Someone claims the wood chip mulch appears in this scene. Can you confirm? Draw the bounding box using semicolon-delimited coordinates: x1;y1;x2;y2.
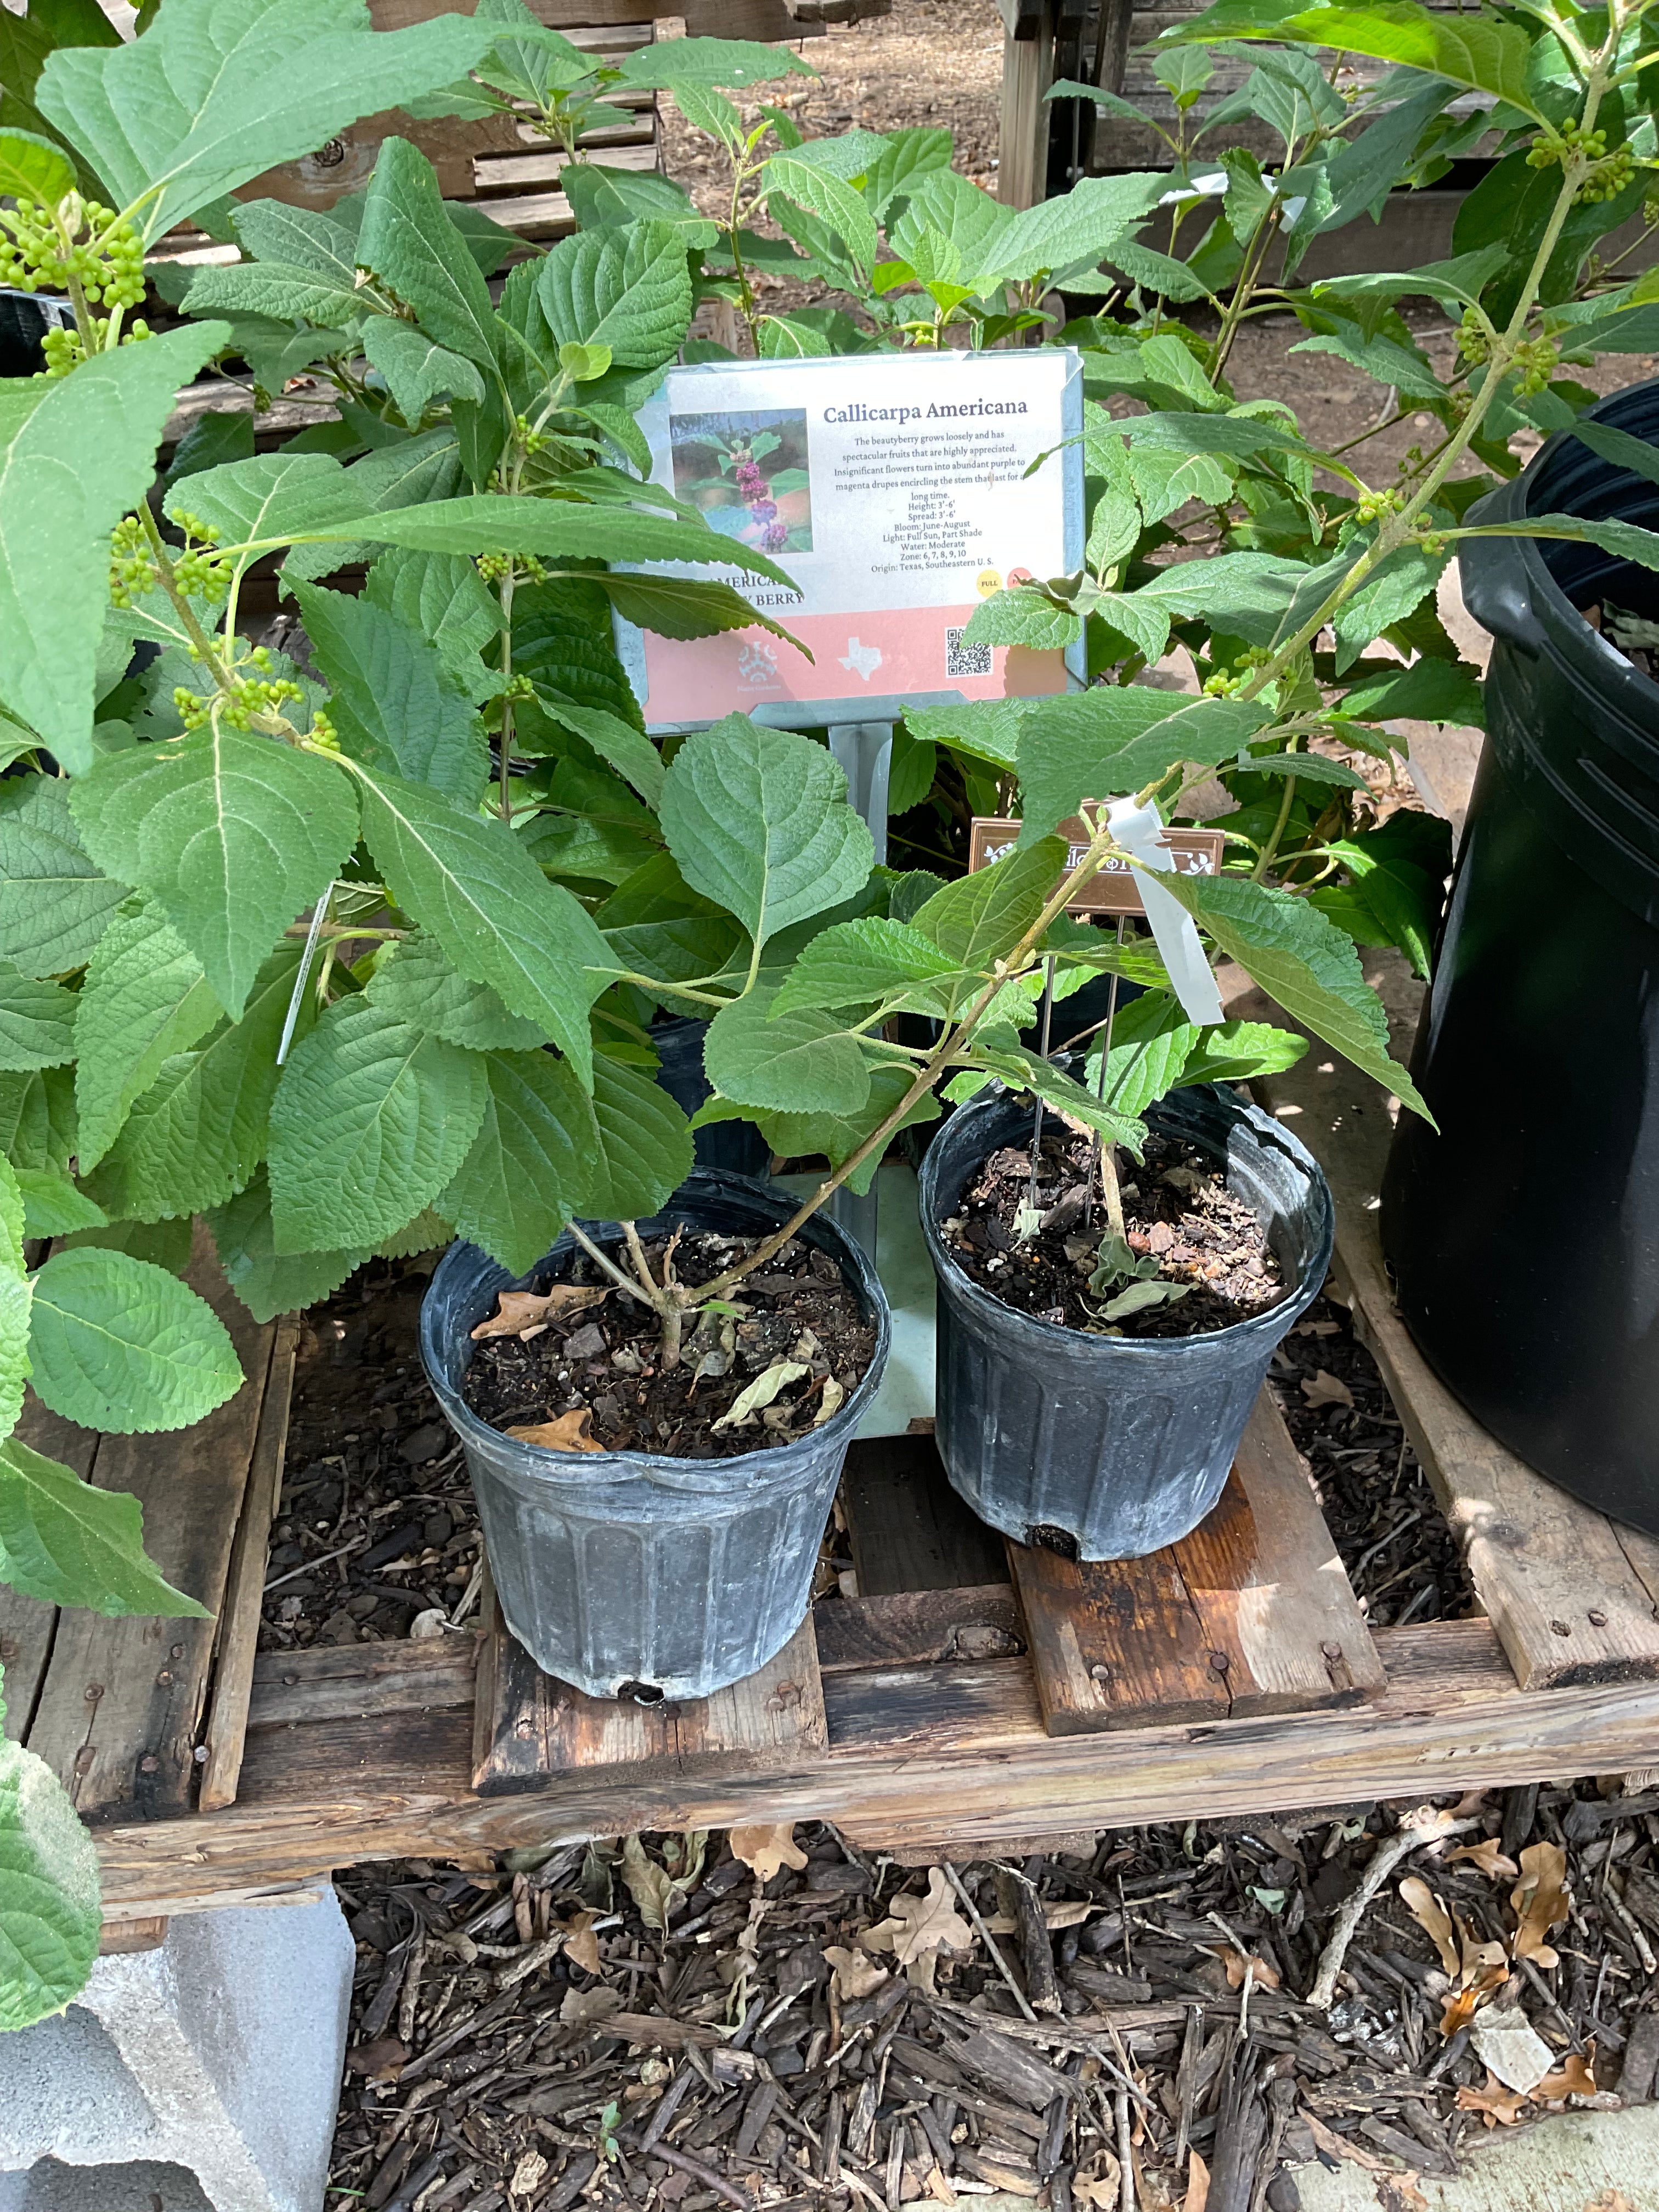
329;1791;1659;2212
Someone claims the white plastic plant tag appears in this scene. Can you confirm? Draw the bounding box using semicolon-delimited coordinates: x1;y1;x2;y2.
1104;798;1224;1025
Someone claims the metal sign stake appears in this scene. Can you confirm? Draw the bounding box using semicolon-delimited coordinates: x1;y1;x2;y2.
824;723;894;1262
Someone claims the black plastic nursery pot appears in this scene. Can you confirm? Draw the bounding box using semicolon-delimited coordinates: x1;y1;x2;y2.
419;1170;890;1701
1382;377;1659;1534
651;1014;771;1180
0;290;69;377
920;1085;1334;1560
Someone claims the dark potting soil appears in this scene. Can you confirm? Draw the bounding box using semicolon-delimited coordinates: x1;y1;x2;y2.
462;1230;876;1461
941;1120;1287;1339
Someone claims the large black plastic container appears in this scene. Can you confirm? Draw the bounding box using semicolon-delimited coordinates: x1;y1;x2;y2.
651;1015;770;1180
1382;379;1659;1531
921;1086;1333;1559
0;290;69;377
420;1170;889;1700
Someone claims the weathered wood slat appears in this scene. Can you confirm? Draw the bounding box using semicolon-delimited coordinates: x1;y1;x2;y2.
1232;951;1659;1693
250;1635;478;1729
198;1316;301;1812
471;1582;828;1796
92;1617;1659;1914
812;1584;1026;1672
20;1228;275;1820
841;1432;1010;1597
1008;1388;1386;1735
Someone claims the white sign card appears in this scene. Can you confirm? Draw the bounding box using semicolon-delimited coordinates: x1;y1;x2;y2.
613;348;1086;732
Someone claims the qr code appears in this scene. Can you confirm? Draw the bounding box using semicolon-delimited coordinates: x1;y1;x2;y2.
945;625;992;679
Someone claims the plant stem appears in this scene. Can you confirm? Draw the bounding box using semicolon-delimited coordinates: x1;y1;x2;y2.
1252;762;1300;882
565;1220;665;1311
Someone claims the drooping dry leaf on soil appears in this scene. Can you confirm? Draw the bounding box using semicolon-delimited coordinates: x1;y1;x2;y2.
1301;1369;1355;1408
472;1286;606;1339
621;1831;708;1932
1455;2070;1530;2126
1511;1841;1571;1966
1446;1838;1520;1880
1397;1876;1460;1977
504;1408;605;1452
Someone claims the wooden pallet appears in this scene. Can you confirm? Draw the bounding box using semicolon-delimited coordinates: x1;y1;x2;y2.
15;966;1659;1928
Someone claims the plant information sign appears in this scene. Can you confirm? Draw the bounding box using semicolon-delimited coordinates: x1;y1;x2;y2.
614;349;1085;733
969;817;1226;916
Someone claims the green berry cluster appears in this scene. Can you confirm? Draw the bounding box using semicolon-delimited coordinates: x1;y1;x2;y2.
1527;120;1605;172
108;514;158;610
173;661;304;732
1355;485;1404;526
167;511;233;602
1456;308;1491;367
308;709;340;752
1580;143;1637;204
1513;336;1559;397
0;195;145;304
475;552;550;586
512;413;550;455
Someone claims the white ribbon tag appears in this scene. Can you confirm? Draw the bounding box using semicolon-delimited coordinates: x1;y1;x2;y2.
1104;798;1224;1026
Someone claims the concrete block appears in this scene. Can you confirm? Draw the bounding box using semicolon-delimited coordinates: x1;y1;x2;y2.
0;1889;353;2212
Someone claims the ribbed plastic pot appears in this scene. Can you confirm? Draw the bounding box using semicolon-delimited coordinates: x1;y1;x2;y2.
651;1015;771;1180
1382;376;1659;1531
0;290;69;377
420;1171;890;1700
921;1085;1333;1559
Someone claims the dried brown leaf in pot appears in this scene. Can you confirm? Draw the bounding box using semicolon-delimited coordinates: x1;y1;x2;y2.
730;1821;809;1882
506;1408;606;1453
472;1286;606;1339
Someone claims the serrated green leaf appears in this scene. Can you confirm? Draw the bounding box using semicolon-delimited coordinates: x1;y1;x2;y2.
362;319;486;420
703;1063;937;1195
970;1039;1146;1150
0;326;225;775
366;934;545;1051
1158;870;1430;1115
183;256;369;328
0;1726;101;2030
15;1169;108;1239
1017;692;1271;839
357;136;505;375
365;545;500;704
56;1215;196;1274
74;896;224;1171
27;1248;244;1436
861;125;953;220
85;945;308;1223
439;1047;598;1273
909;838;1067;1013
703;989;871;1116
976;172;1167;286
0;1068;75;1178
616;35;812;88
0;127;75;204
292;581;488;804
764;153;878;278
0;775;129;981
0;966;75;1074
904;698;1035;772
206;1167;367;1325
0;1427;212;1619
1177;1018;1309;1087
37;0;493;241
376;1206;453;1259
538;220;693;371
1338;657;1484;727
268;995;488;1252
350;760;611;1087
277;432;466;585
961;588;1080;653
771;917;966;1020
1274;4;1542;121
572;1052;693;1222
69;728;360;1023
660;717;873;954
233;196;360;280
533;693;665;809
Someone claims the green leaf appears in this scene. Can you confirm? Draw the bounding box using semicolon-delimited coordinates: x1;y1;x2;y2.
617;35;813;88
0;1069;75;1179
27;1248;244;1435
15;1169;108;1239
771;917;966;1020
709;1064;938;1196
365;934;545;1051
660;717;874;953
0;1425;212;1620
1338;657;1485;727
0;967;75;1074
703;990;871;1116
0;127;76;204
1280;4;1541;119
291;582;488;805
0;1727;101;2030
970;1040;1146;1150
961;588;1080;653
85;945;308;1223
1085;994;1199;1119
69;729;360;1023
351;761;611;1088
362;319;486;420
534;693;665;810
56;1215;196;1274
365;546;500;704
1177;1018;1309;1087
538;221;693;371
37;0;493;241
975;172;1169;286
275;432;467;586
908;837;1068;1013
356;136;505;375
0;326;225;775
904;697;1035;773
1017;692;1270;839
0;775;128;983
73;896;224;1171
764;153;878;278
233;196;360;280
572;1052;693;1222
1159;871;1430;1115
860;125;953;220
183;255;369;328
206;1168;367;1326
439;1048;598;1274
267;996;488;1252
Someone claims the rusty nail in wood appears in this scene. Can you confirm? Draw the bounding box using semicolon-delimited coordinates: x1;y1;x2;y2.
170;1644;185;1660
156;1671;172;1686
1589;1610;1609;1627
1090;1663;1111;1683
139;1754;159;1773
84;1683;104;1702
1550;1619;1572;1637
1208;1651;1230;1672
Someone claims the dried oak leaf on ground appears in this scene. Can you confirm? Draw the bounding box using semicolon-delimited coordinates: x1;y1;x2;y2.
860;1866;975;1989
730;1822;809;1881
1511;1840;1571;1966
822;1943;889;2000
